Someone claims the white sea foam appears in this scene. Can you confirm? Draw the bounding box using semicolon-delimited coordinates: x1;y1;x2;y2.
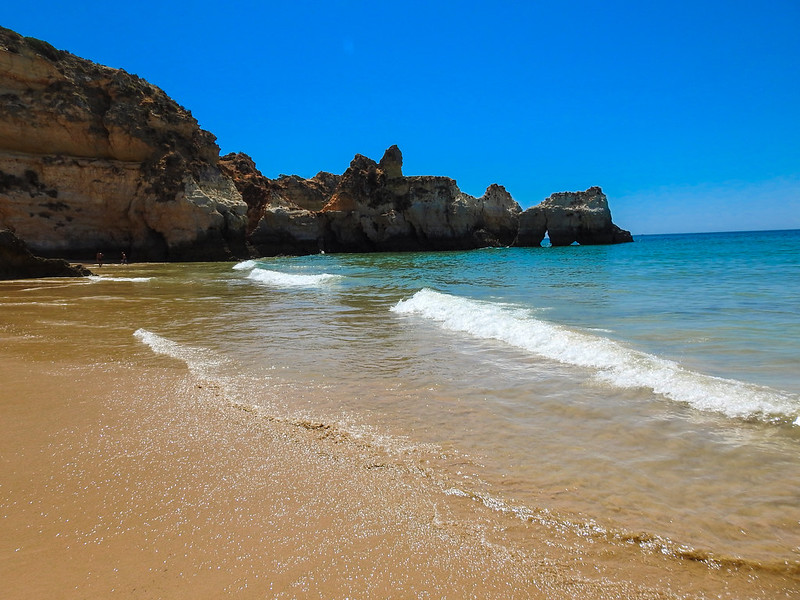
391;289;800;423
133;328;223;376
246;268;339;288
232;259;258;271
89;276;152;283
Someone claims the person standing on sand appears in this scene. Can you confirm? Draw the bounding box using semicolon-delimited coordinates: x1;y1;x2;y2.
121;252;127;265
96;251;104;267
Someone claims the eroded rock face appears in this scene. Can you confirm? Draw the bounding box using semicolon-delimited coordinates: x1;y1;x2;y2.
222;145;523;255
0;27;247;261
321;146;522;252
218;152;336;255
219;152;338;226
515;186;633;246
0;228;92;279
1;28;632;260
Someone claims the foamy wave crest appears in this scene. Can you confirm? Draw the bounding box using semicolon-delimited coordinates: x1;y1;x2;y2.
89;276;152;282
133;329;222;376
232;259;257;271
247;268;339;287
391;289;800;423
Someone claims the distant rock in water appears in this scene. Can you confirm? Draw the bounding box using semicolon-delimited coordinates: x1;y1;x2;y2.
515;187;633;247
0;228;92;279
222;145;522;255
0;26;247;261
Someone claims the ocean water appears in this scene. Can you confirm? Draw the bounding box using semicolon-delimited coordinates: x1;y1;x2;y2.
4;229;800;576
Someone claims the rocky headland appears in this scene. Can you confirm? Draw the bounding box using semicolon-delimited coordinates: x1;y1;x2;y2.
0;26;632;272
0;26;247;262
219;146;632;255
220;145;524;255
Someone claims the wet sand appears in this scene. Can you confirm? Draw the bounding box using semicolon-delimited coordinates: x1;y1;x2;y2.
1;276;798;598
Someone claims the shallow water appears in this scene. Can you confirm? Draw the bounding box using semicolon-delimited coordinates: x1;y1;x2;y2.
2;229;799;581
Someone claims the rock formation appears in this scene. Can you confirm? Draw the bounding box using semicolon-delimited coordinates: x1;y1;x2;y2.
0;228;92;279
221;145;523;255
0;27;247;261
0;27;632;264
516;187;633;246
218;152;339;255
321;146;523;252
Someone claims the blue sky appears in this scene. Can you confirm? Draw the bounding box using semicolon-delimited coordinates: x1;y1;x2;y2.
2;1;799;233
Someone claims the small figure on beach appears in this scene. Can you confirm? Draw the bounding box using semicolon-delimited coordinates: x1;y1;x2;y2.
96;251;104;267
121;252;128;265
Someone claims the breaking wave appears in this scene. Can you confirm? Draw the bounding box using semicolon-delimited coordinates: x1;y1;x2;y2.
232;259;258;271
246;268;339;288
391;289;800;424
89;276;152;282
133;328;224;376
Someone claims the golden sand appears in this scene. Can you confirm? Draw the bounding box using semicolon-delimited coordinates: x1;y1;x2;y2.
1;275;798;598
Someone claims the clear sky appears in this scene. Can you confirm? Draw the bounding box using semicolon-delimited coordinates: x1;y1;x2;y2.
2;1;799;234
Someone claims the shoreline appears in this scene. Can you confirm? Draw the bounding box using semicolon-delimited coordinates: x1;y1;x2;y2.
2;266;799;598
1;338;797;597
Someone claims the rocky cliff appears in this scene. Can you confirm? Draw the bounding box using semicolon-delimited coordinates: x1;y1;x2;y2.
218;152;339;255
322;146;523;252
221;145;523;255
0;27;247;261
0;27;632;266
220;146;632;255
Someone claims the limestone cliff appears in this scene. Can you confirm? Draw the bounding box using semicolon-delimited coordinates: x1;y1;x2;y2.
218;152;338;255
0;27;247;261
0;27;632;263
222;146;523;255
322;146;521;252
219;153;338;234
515;186;633;246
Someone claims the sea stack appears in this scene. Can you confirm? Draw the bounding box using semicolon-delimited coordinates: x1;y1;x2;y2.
515;186;633;246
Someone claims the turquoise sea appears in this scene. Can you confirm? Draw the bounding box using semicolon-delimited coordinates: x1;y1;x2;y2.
8;229;798;573
129;229;800;570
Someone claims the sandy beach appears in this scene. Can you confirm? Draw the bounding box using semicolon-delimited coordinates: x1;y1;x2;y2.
3;5;799;596
1;270;798;599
